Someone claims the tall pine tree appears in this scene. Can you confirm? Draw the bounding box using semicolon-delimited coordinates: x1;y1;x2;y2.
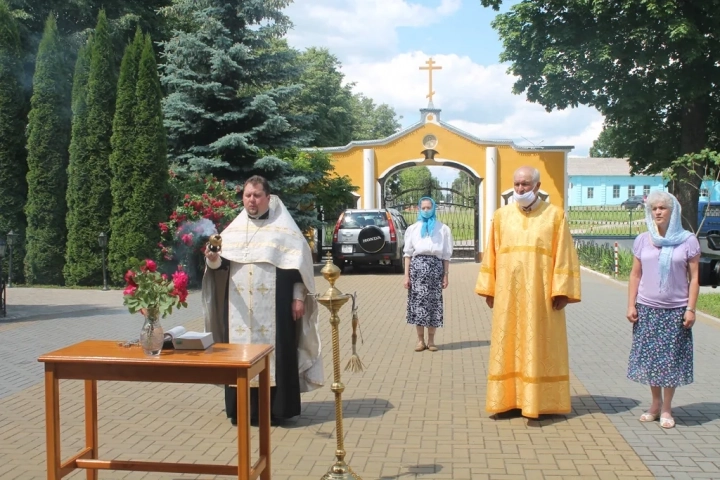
64;10;117;286
24;15;72;285
160;0;309;182
108;28;143;283
0;1;27;284
108;32;168;282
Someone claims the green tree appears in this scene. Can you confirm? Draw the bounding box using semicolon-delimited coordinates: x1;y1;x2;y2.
24;15;72;284
125;34;168;270
480;0;720;229
296;47;356;147
65;10;117;286
589;126;619;158
351;94;402;141
108;28;143;283
0;0;27;283
160;0;310;182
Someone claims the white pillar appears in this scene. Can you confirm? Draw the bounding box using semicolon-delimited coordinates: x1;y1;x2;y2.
564;151;569;212
363;149;376;209
484;147;498;247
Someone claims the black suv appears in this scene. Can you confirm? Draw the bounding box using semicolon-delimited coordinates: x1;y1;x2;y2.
331;208;408;273
621;195;646;209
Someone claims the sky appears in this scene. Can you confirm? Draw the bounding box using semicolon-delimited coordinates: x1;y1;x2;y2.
284;0;605;183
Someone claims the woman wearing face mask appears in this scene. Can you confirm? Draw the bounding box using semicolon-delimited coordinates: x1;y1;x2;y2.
403;197;454;352
627;191;700;429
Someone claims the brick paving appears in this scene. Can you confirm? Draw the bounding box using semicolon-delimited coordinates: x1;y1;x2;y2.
1;262;719;479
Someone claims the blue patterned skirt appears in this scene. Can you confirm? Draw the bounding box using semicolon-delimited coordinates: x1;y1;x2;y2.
627;303;693;388
406;255;444;328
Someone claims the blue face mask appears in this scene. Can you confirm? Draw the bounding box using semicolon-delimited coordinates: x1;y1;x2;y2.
419;209;433;219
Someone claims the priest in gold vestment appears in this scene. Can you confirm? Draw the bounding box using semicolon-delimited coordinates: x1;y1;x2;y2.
476;166;581;418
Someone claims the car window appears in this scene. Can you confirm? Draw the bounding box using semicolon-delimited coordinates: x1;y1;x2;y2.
340;212;387;229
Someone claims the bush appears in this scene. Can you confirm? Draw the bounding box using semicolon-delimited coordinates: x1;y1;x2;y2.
159;173;240;285
574;240;633;278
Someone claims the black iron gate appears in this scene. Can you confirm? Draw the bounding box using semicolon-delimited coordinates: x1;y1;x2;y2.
382;180;479;259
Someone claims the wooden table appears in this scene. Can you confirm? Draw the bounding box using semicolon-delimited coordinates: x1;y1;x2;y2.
38;340;274;480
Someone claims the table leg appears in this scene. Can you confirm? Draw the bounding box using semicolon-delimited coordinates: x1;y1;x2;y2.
258;356;271;479
45;365;61;480
84;380;98;480
236;371;250;480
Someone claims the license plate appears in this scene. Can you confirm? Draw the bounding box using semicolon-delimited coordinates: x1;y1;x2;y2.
341;244;353;254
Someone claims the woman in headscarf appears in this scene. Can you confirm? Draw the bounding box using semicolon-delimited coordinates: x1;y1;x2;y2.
627;191;700;429
403;197;453;352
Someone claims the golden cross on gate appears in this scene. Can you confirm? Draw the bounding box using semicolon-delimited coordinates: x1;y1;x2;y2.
419;57;442;103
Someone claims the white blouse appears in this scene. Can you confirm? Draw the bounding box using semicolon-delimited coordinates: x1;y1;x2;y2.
403;221;453;260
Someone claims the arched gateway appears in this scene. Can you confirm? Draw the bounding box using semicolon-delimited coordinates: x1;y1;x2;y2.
315;104;573;261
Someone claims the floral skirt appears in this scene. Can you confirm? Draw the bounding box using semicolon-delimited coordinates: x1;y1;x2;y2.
627;303;693;388
406;255;444;328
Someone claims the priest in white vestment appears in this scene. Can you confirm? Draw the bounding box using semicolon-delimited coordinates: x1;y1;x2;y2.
202;176;323;425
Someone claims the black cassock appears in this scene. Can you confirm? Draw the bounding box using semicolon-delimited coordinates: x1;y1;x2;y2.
204;258;302;423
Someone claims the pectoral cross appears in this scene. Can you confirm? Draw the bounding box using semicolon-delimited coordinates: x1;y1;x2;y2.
419;57;442;103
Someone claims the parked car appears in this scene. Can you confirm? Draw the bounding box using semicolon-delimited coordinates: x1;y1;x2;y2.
620;195;646;209
331;208;408;273
698;201;720;236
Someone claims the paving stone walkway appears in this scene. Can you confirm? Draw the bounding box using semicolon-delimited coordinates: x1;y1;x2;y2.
1;262;720;479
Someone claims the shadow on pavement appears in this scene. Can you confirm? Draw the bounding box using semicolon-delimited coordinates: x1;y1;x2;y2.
379;463;445;479
440;339;489;351
284;397;394;428
674;402;720;426
0;306;125;324
492;395;641;426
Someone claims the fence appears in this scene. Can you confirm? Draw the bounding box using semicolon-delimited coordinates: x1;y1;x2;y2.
568;206;647;238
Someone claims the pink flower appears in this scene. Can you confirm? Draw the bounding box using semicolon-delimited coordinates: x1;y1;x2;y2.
124;270;136;286
181;233;193;246
144;259;157;272
123;284;137;296
159;223;168;234
172;270;189;290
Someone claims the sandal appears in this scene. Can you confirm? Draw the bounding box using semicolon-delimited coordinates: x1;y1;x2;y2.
427;344;438;352
639;412;659;422
414;341;426;352
660;416;675;429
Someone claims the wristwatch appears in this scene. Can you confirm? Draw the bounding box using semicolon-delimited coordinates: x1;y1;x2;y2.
686;307;696;313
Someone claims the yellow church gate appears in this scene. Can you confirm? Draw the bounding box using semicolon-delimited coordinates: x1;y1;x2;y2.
314;58;574;261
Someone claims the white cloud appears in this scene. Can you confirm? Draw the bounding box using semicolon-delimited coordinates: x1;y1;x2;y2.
284;1;605;157
285;0;461;61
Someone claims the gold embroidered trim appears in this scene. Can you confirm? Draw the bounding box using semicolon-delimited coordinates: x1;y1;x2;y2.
488;372;570;383
498;246;552;257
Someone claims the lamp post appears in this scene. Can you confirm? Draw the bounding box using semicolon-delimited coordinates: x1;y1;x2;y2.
6;230;17;288
0;238;6;317
98;232;109;291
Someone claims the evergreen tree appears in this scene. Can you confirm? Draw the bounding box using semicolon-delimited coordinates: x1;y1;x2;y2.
0;1;27;284
24;15;72;285
108;28;143;283
160;0;309;182
64;10;117;286
109;33;168;282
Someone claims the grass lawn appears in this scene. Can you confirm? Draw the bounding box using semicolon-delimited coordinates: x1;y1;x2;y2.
697;291;720;318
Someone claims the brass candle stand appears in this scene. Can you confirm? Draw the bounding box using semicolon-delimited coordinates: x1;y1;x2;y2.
315;254;362;480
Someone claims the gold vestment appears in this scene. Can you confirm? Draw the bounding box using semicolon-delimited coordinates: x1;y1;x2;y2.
475;202;581;417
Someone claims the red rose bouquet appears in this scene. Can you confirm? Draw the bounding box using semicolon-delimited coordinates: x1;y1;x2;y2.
123;259;189;318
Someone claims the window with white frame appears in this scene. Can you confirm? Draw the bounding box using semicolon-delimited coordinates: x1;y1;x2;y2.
612;185;620;198
643;185;650;195
587;187;594;199
628;185;635;196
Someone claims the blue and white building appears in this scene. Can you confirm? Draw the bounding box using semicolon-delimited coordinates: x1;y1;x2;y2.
567;157;666;207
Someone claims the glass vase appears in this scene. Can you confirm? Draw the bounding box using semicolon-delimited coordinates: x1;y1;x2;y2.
140;308;164;357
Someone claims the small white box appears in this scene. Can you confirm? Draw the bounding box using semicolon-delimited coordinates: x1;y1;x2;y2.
172;331;215;350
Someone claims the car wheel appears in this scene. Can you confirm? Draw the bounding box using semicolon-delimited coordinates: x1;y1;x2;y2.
333;257;345;273
392;259;404;274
